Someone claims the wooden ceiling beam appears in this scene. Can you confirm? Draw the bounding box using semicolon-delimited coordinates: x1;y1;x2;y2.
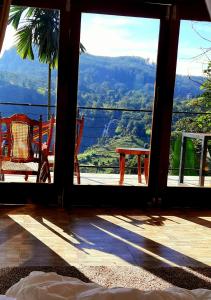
10;0;210;21
177;1;210;21
78;0;167;19
11;0;66;10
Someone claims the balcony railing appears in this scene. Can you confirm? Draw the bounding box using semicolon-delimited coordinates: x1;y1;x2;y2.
0;101;210;186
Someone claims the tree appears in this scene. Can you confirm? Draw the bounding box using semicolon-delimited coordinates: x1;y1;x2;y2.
171;134;197;176
171;62;211;176
174;61;211;133
177;22;211;133
8;6;85;119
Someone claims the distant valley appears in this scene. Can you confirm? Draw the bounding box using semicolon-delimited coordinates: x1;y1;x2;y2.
0;48;204;157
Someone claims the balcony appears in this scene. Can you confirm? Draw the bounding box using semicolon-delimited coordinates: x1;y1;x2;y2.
1;172;211;188
0;104;210;188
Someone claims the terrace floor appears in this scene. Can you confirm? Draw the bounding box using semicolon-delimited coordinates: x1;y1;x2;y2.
1;173;211;187
79;173;211;187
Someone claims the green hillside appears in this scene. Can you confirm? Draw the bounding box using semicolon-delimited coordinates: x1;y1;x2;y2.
0;49;203;111
0;47;57;113
79;54;203;106
79;135;146;174
0;48;206;174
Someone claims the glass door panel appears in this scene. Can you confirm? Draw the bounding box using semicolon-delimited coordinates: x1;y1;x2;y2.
168;20;211;188
0;6;59;183
74;13;160;186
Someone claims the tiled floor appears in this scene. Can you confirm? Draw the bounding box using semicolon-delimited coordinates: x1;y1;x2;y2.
2;173;211;187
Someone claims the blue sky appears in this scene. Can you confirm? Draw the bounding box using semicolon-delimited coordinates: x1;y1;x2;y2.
80;13;211;76
1;13;211;76
80;14;160;62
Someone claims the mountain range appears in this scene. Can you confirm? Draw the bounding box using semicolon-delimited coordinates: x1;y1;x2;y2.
0;48;204;150
0;48;203;107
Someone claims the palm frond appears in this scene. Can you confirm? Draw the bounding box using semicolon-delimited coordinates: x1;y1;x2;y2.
80;43;86;54
15;26;34;60
9;7;85;67
25;7;37;18
8;6;28;29
9;6;86;119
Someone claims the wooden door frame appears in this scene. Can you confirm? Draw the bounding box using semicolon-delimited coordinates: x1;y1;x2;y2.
0;0;210;206
0;0;65;204
60;0;210;207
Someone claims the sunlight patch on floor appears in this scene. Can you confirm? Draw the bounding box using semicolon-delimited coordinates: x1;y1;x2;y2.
8;214;135;266
8;214;83;265
91;223;178;267
97;215;211;266
42;218;80;244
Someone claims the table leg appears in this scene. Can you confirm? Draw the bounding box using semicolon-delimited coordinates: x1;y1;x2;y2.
199;137;207;187
144;155;149;184
119;153;125;185
179;135;186;183
137;155;142;183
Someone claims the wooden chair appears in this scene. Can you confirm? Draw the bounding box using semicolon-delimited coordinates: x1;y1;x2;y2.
24;114;55;182
0;113;50;183
47;114;85;184
33;114;55;156
32;114;84;184
74;114;84;184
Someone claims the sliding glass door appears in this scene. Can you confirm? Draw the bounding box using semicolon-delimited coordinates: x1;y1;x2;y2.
167;20;211;189
74;13;160;188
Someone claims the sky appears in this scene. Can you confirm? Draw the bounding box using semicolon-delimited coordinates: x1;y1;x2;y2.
1;13;211;76
1;24;16;56
80;14;211;76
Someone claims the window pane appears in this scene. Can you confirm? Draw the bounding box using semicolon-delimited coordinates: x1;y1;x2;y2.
168;20;211;188
0;6;59;183
74;13;160;186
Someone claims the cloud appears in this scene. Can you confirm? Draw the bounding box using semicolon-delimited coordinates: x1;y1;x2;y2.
178;46;203;58
177;43;210;76
176;60;207;76
81;15;210;76
88;14;144;27
81;14;159;62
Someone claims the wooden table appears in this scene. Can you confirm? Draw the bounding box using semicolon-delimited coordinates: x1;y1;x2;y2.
115;147;150;185
179;132;211;186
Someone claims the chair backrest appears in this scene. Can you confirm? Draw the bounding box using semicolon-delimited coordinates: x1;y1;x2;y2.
0;113;42;163
75;115;84;157
33;114;55;156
